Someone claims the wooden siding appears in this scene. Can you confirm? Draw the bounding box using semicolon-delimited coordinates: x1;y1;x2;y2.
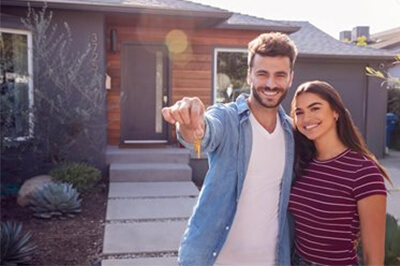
106;14;264;144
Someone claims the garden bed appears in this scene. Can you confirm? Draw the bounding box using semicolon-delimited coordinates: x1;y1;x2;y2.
1;180;108;265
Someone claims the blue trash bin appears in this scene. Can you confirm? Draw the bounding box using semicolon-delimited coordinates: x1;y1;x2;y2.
386;113;398;147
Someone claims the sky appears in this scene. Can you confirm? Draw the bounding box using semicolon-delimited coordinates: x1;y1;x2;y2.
190;0;400;39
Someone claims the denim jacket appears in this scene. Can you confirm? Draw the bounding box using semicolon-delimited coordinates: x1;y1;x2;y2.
177;95;295;265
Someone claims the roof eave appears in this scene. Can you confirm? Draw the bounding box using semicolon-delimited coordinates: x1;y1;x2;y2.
0;0;232;20
216;24;300;34
299;53;396;61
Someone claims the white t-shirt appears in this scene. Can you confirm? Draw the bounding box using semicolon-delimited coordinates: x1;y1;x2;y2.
215;113;285;266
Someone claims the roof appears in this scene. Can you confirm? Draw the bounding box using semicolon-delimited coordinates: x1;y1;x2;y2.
287;21;396;60
216;13;299;33
1;0;396;59
0;0;231;19
370;27;400;52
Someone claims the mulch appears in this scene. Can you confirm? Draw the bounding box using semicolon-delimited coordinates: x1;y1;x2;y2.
1;181;108;266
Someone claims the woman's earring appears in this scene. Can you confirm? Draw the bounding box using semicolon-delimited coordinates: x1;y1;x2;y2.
335;116;339;122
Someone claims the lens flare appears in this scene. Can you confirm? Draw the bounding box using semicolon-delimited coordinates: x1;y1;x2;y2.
165;29;188;54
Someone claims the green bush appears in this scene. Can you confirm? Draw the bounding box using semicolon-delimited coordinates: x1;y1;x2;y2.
385;214;400;265
49;162;101;192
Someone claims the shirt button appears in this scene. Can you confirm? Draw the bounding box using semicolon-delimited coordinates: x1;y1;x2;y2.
225;226;229;230
213;252;217;257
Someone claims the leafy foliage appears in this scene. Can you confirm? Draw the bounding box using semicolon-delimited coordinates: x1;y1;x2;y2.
0;221;37;264
385;214;400;265
1;3;106;180
21;5;106;164
366;55;400;88
29;182;82;219
49;162;101;192
366;55;400;150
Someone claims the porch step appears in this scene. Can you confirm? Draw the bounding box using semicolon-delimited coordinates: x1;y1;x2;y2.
106;146;190;164
103;221;187;254
109;163;192;182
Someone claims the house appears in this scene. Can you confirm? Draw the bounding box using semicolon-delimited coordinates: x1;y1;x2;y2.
370;27;400;53
370;27;400;87
340;26;399;87
1;0;396;177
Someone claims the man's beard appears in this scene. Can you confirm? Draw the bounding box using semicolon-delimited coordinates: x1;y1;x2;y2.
251;85;288;109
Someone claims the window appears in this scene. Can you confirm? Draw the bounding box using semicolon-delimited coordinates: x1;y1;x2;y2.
213;48;250;104
0;28;33;140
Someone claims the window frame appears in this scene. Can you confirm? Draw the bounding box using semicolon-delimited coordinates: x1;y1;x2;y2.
213;47;248;105
0;27;34;141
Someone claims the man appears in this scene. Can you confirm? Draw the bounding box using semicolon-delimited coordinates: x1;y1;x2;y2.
162;32;297;265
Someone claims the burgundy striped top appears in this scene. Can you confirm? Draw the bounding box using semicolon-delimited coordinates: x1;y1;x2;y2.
288;149;387;265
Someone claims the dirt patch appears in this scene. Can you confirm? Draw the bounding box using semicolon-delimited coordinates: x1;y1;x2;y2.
1;181;108;265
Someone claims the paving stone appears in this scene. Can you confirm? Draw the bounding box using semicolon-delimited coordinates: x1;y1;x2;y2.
106;197;197;221
110;163;192;182
103;221;187;255
102;257;178;266
108;182;199;198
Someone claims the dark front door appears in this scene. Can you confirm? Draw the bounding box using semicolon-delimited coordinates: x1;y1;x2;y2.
121;44;169;143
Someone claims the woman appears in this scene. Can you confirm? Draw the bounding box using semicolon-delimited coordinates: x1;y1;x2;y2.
289;80;390;265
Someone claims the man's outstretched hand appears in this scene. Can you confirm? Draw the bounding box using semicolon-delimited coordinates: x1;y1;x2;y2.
162;97;205;143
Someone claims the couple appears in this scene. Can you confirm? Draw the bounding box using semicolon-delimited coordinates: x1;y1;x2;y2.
162;33;389;266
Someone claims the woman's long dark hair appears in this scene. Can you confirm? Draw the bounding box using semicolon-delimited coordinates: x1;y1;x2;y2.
290;80;391;183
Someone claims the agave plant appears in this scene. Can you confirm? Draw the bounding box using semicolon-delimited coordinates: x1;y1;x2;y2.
29;182;82;219
1;221;37;265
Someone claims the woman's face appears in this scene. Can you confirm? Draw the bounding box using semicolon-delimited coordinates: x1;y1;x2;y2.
293;92;339;142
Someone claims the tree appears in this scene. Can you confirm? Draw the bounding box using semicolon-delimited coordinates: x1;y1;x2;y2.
1;4;106;179
366;55;400;150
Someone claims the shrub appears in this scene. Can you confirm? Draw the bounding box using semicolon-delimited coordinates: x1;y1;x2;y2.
385;214;400;265
49;162;101;192
0;221;37;264
29;182;82;219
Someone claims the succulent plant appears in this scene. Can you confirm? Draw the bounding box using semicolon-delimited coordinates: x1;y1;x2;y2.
1;221;37;265
29;182;82;219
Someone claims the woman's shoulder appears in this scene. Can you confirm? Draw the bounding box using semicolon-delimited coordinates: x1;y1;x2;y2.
341;149;375;165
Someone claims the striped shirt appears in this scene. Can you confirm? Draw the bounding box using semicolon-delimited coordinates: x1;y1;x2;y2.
288;149;387;265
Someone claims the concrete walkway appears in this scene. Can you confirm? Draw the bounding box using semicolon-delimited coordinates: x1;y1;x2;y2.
101;147;198;266
102;182;198;266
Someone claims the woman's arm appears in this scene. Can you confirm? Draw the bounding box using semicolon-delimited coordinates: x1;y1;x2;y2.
357;194;386;265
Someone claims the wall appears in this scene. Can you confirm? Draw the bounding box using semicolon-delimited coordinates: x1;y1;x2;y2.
105;13;263;145
1;6;107;179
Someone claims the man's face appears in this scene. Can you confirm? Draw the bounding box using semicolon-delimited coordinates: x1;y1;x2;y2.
248;54;294;109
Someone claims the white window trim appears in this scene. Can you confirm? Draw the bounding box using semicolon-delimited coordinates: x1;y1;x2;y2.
213;47;247;104
1;27;34;141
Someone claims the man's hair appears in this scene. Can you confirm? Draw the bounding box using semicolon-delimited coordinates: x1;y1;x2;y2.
247;32;298;70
